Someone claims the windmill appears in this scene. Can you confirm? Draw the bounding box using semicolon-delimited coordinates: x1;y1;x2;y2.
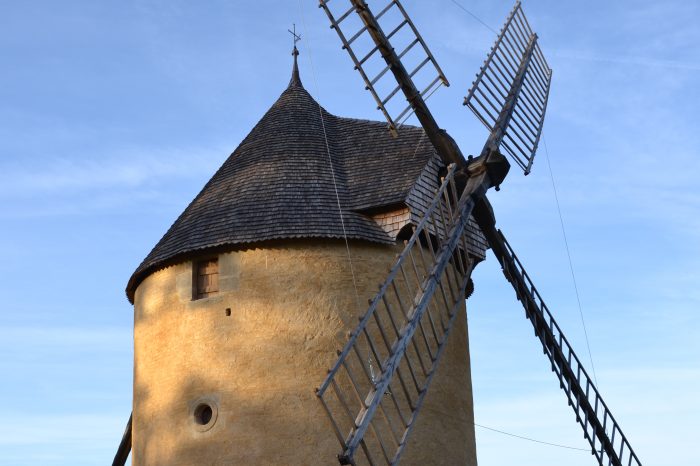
314;1;641;465
111;2;641;466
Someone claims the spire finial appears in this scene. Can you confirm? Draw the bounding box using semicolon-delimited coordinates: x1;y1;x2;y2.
287;24;302;87
288;23;301;58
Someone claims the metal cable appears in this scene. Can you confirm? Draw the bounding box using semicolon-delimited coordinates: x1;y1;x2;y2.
474;422;589;452
449;0;499;35
298;1;364;315
297;0;430;312
299;2;439;387
542;136;599;386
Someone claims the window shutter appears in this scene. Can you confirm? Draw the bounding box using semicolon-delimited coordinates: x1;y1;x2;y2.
195;258;219;299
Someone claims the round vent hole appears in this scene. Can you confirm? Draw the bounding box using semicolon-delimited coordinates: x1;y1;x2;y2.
194;403;213;426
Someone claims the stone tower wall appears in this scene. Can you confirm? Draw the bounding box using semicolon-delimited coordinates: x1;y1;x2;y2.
132;239;477;465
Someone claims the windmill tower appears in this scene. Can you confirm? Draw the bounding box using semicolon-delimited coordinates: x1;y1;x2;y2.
114;2;642;466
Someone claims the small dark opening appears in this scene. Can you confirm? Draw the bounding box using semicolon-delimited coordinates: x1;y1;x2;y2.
194;403;213;426
225;308;231;316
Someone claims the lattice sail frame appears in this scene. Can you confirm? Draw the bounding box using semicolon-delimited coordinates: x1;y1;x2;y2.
316;164;481;466
471;198;644;466
319;0;449;134
464;1;552;174
495;233;643;466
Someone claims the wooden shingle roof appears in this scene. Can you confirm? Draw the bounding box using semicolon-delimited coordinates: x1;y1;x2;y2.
126;59;443;302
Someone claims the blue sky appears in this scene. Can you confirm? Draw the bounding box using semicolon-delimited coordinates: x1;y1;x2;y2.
0;1;698;465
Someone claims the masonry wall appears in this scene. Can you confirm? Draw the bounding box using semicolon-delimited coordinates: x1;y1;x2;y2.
132;239;477;466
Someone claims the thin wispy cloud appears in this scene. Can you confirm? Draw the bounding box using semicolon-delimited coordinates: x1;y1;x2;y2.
0;325;127;347
552;49;700;72
0;414;124;466
0;146;225;197
0;144;231;218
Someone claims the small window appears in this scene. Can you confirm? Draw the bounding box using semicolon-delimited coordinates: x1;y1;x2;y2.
194;258;219;300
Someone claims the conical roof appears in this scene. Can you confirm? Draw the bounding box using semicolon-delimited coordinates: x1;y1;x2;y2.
126;56;439;302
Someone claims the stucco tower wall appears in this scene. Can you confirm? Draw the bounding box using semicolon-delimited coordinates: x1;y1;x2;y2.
132;239;477;465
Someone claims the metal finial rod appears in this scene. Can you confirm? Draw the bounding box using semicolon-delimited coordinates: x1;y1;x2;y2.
288;23;301;55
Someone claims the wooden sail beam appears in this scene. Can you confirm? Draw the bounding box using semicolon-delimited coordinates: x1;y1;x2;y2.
112;413;132;466
472;197;642;466
320;0;466;168
346;0;466;168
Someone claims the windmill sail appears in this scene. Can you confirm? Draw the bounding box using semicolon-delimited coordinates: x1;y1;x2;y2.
472;198;642;466
317;159;507;466
319;0;466;168
464;1;552;174
319;0;641;464
319;0;447;129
